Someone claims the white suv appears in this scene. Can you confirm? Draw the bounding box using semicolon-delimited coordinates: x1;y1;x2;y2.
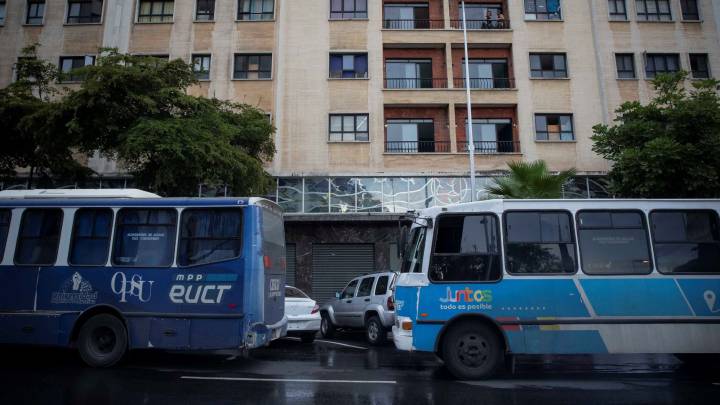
319;272;397;345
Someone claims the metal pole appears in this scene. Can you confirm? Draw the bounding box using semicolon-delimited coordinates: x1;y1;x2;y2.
461;1;476;201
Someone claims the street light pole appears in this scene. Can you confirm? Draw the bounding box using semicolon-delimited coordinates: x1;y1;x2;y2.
461;1;476;201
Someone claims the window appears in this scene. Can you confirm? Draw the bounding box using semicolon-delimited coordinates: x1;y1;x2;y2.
15;209;63;265
112;208;177;267
138;0;174;23
466;119;515;153
69;209;113;266
460;4;506;29
429;214;502;282
400;227;426;273
329;114;369;142
356;277;374;297
615;54;636;79
385;59;433;88
636;0;672;21
530;53;567;78
196;0;214;20
340;279;358;299
329;53;368;78
192;54;211;80
651;211;720;274
178;208;243;267
680;0;699;20
0;1;6;25
525;0;562;20
59;56;95;82
386;119;440;153
238;0;274;20
577;211;652;275
462;59;510;89
535;114;574;141
608;0;627;20
645;53;680;78
26;0;45;24
67;0;103;24
505;212;576;274
233;54;272;79
285;286;309;299
374;275;389;295
330;0;367;19
384;4;430;29
690;54;710;79
0;210;10;262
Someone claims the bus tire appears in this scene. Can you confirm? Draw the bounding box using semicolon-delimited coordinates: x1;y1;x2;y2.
365;315;386;345
77;314;128;368
442;322;502;380
320;313;336;338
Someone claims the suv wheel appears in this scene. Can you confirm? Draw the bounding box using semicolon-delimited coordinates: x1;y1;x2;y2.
365;315;386;345
320;313;336;338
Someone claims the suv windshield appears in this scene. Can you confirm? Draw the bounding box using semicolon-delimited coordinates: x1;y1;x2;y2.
401;227;426;273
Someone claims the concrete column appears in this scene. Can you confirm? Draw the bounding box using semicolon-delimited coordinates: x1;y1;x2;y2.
448;102;457;153
442;0;451;29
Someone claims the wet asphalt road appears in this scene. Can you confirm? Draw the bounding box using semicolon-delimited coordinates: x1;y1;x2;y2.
1;331;719;405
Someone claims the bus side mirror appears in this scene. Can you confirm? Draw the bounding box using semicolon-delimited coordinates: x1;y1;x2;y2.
335;292;340;299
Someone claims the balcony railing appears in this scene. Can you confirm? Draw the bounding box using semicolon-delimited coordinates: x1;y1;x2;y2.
450;18;510;30
453;78;515;89
384;78;448;89
460;141;520;154
385;141;451;153
383;19;446;29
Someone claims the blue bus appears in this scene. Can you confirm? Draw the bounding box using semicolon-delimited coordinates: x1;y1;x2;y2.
392;199;720;379
0;190;287;367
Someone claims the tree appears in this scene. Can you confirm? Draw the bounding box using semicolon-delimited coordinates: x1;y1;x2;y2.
592;71;720;198
487;160;576;199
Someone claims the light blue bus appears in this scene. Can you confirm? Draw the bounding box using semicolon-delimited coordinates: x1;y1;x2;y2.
0;190;287;367
392;199;720;379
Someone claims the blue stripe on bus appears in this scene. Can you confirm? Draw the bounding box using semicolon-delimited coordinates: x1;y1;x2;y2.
205;274;239;282
580;279;692;317
676;279;720;317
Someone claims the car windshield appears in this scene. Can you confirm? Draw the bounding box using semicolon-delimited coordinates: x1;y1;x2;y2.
400;226;426;273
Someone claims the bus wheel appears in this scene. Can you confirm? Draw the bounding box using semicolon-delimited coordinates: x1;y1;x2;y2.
77;314;128;368
365;316;386;345
442;322;502;380
320;313;336;338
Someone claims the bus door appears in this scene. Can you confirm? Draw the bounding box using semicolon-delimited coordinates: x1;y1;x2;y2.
261;207;285;326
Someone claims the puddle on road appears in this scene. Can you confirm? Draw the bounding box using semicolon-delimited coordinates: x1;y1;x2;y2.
462;379;668;391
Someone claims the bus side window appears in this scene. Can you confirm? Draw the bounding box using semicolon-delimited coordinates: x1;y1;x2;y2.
69;208;113;266
0;209;10;262
429;214;501;282
504;211;576;274
178;208;243;266
651;210;720;274
15;208;63;266
112;209;177;267
577;211;652;275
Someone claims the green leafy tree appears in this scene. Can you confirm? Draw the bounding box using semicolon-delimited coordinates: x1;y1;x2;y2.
592;71;720;198
487;160;576;199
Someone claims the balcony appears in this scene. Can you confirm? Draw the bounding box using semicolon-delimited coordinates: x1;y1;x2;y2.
459;141;521;154
453;77;515;89
384;77;448;89
449;18;510;30
385;140;451;153
383;19;445;30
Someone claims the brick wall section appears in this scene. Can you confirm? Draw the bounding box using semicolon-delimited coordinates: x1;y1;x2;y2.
451;47;514;83
455;106;518;148
384;106;451;145
383;48;447;84
383;0;444;22
449;0;508;21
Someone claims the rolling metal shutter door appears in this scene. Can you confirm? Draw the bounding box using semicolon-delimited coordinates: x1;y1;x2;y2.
286;244;296;286
311;244;375;305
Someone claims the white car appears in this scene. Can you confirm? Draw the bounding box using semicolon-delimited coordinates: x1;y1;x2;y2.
284;286;320;343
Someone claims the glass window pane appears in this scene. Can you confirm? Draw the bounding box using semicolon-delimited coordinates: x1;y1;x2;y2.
0;210;10;262
356;115;368;131
343;115;355;131
330;115;342;131
356;277;374;297
70;208;113;266
112;209;177;267
374;275;389;295
16;209;63;265
178;208;243;266
578;211;652;275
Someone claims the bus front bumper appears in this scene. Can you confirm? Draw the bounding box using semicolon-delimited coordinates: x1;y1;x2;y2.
246;315;288;349
392;316;414;351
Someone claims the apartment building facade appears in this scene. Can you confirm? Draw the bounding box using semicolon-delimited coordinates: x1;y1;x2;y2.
1;0;718;299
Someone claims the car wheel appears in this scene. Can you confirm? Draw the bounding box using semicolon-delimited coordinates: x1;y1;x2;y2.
365;315;386;345
320;313;336;338
442;322;502;380
301;332;316;344
77;314;128;368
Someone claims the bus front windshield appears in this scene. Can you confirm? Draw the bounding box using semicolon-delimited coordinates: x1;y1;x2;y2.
400;227;426;273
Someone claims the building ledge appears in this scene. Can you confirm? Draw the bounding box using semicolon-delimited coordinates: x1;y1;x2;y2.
284;213;404;222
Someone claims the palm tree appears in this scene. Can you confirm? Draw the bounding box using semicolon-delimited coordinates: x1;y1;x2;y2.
487;160;576;199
